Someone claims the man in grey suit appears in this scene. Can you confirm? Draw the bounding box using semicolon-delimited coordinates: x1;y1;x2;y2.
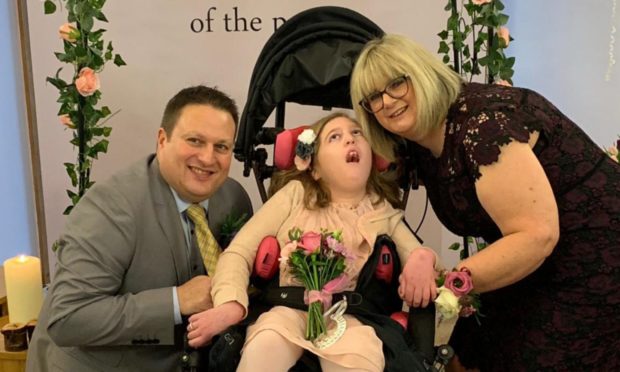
26;86;253;371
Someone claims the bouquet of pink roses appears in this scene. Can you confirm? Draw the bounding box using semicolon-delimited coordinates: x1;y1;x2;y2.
284;227;352;342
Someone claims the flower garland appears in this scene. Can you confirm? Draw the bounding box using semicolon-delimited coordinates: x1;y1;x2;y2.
438;0;514;85
44;0;125;214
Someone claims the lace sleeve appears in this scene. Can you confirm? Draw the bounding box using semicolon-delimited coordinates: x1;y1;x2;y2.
463;106;543;180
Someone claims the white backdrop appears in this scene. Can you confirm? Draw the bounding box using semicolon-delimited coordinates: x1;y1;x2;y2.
26;0;453;276
26;0;620;277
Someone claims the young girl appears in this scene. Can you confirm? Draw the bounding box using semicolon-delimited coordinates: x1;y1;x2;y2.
187;113;438;371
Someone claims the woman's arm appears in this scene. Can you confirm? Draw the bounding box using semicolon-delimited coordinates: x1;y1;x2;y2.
459;137;559;293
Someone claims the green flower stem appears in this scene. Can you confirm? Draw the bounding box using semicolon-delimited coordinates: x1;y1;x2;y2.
450;0;460;74
306;302;325;341
300;256;315;288
311;255;320;289
76;95;87;196
75;19;91;198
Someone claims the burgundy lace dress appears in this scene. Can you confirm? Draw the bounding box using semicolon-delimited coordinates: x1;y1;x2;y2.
412;83;620;370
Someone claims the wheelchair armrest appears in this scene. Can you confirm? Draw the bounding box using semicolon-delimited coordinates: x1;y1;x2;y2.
253;236;280;280
390;304;437;365
408;304;437;363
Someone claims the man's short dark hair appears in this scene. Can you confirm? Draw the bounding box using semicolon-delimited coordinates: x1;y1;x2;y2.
160;85;239;136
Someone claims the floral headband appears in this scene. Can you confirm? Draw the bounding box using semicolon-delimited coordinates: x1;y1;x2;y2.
294;129;316;171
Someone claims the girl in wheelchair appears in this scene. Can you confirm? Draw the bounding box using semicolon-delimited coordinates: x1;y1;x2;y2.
187;112;439;371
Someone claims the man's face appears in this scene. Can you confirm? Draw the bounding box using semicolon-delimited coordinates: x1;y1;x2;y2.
157;104;235;203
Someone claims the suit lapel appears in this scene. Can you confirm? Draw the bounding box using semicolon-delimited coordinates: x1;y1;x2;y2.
148;156;191;284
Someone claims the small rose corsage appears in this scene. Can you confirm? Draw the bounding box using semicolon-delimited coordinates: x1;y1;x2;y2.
435;267;481;321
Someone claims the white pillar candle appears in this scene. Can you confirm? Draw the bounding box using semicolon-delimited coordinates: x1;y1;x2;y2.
3;255;43;324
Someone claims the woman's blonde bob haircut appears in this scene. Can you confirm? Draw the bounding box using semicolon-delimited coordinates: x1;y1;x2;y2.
351;34;462;161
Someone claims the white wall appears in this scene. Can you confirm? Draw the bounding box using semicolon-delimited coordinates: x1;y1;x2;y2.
506;0;619;146
0;0;37;271
25;0;451;276
21;1;619;276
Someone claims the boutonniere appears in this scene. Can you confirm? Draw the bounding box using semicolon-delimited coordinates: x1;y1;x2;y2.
218;212;248;248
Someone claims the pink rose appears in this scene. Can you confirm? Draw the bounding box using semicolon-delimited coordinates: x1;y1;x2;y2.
59;114;74;128
75;67;100;97
58;23;79;43
299;231;322;254
444;271;474;296
495;79;512;87
498;27;510;47
472;0;491;5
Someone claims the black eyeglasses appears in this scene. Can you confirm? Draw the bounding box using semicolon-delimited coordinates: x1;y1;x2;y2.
359;75;410;113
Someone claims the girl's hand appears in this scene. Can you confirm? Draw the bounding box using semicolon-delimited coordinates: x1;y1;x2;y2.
398;247;437;308
186;301;244;348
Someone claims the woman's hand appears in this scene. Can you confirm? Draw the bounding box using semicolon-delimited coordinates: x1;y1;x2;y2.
186;301;245;348
398;247;437;307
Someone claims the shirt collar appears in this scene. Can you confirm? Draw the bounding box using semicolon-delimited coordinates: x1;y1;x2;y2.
169;187;209;214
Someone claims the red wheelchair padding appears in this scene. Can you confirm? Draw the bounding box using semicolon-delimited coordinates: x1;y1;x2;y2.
373;154;391;173
253;236;281;279
375;245;394;283
273;126;391;172
274;126;309;170
390;311;409;330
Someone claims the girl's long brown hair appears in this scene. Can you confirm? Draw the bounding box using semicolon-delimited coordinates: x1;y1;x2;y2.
268;112;401;209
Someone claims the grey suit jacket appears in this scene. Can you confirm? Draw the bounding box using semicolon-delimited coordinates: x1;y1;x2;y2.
26;154;253;372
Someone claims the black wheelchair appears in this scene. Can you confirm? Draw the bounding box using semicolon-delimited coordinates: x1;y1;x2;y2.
183;6;454;371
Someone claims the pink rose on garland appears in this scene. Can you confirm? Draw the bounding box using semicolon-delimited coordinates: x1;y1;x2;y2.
472;0;491;5
59;114;74;128
498;27;510;47
58;23;79;43
75;67;100;97
495;79;512;87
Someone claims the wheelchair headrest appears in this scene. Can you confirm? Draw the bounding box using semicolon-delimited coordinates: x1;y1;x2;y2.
274;126;391;172
274;126;309;170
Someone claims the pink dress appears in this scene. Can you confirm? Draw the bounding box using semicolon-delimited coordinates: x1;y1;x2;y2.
212;181;421;370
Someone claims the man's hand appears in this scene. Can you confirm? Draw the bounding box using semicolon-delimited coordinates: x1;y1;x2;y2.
398;247;437;308
187;301;245;348
177;275;213;315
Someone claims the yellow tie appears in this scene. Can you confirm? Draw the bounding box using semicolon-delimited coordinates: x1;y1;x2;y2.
186;204;221;275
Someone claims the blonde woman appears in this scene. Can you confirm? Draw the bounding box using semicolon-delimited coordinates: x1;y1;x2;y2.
350;34;620;371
